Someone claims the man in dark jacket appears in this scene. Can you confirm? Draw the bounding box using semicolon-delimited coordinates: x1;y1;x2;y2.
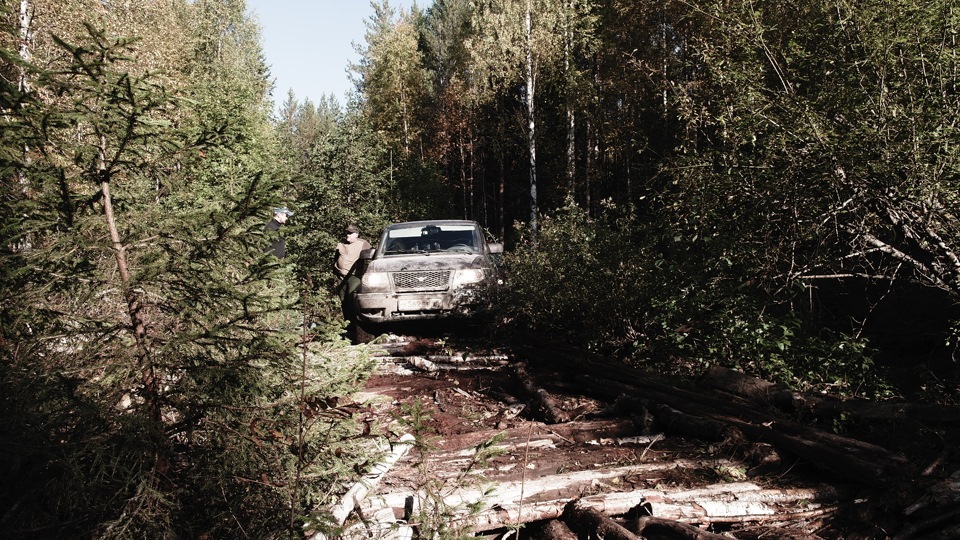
265;207;293;258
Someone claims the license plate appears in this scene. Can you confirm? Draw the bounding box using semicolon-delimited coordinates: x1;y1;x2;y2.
398;298;442;311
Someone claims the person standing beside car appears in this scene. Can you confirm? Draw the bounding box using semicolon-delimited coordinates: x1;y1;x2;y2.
334;224;372;304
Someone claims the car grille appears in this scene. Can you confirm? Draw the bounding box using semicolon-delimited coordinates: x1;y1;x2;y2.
393;270;451;291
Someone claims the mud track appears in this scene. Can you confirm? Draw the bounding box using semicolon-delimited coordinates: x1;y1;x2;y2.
312;332;960;540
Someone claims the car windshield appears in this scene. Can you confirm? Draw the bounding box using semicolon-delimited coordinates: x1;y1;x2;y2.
383;224;480;255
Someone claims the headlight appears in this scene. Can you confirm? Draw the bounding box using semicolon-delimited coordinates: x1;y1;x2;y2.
361;272;390;291
453;269;485;287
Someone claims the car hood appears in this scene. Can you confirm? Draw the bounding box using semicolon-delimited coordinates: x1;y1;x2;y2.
367;253;488;273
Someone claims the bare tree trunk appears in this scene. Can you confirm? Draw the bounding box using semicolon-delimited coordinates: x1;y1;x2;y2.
18;0;32;93
525;0;539;236
15;0;33;252
98;139;161;444
467;136;474;219
585;118;593;215
498;105;507;240
564;0;576;199
399;84;411;155
474;134;484;224
460;131;469;218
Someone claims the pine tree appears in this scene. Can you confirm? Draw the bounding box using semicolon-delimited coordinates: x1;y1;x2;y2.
1;4;378;536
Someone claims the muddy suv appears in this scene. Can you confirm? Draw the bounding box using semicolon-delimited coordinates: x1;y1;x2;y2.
349;220;503;328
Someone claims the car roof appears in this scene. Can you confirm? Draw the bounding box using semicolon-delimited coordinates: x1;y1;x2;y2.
384;220;480;229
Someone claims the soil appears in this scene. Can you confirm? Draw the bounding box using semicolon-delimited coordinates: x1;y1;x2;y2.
323;330;960;540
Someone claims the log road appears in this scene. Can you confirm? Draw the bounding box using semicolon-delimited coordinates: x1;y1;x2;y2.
309;333;960;540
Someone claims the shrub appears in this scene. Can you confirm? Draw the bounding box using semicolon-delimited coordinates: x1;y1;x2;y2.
501;202;891;397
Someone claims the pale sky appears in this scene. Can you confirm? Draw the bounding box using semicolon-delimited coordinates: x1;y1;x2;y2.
246;0;418;111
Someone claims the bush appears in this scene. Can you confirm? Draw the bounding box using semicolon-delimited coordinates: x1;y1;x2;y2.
501;202;891;397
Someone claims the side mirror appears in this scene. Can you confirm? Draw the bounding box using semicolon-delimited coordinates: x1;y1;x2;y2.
359;248;375;260
487;242;504;254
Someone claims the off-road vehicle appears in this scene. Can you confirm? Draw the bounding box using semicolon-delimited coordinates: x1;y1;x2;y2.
348;220;503;331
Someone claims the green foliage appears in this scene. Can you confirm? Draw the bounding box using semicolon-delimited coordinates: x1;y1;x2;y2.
286;107;393;303
355;0;434;156
0;13;380;539
660;0;960;293
282;101;455;313
0;361;159;538
334;0;960;402
394;398;504;539
502;202;892;397
502;199;646;346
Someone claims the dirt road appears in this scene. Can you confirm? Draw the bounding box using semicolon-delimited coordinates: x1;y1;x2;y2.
311;332;960;539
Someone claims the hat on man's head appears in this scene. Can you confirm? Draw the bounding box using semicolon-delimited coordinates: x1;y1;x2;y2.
273;207;293;216
344;224;361;234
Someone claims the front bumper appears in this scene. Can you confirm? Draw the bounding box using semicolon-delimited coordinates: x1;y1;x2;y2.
354;289;480;323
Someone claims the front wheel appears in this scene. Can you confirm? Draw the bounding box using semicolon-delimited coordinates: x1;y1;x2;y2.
353;323;374;344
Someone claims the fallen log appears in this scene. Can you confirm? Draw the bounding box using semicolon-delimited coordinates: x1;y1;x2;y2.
545;418;643;443
652;403;727;441
305;433;416;540
514;363;571;424
539;520;578;540
701;366;806;411
902;523;960;540
361;458;743;517
339;507;413;540
903;471;960;518
893;507;960;540
382;355;511;372
562;499;641;540
895;472;960;539
362;470;845;532
703;366;960;425
625;515;729;540
377;418;643;480
512;340;909;487
584;372;905;485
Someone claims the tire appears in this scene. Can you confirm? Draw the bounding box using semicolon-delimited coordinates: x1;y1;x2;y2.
353;322;377;344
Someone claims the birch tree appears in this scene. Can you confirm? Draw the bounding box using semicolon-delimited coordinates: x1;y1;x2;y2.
468;0;568;235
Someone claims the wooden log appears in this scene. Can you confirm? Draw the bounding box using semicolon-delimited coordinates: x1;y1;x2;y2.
702;366;779;399
562;499;641;540
906;523;960;540
625;515;729;540
475;486;839;531
652;403;727;441
705;365;960;425
544;418;643;443
894;506;960;540
362;471;845;532
340;508;414;540
629;482;845;526
514;363;571;424
376;418;642;479
361;458;743;517
380;355;511;372
569;370;907;486
306;433;415;540
539;520;578;540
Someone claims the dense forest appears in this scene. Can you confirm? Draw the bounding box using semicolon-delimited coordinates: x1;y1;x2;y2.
2;0;959;537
